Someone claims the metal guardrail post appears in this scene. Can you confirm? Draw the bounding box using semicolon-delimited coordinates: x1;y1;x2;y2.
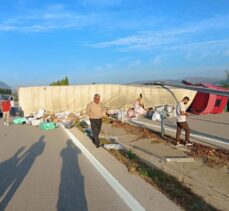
121;107;124;123
160;112;167;137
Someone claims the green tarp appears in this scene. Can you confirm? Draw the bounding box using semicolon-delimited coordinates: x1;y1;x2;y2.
39;122;57;130
13;117;27;125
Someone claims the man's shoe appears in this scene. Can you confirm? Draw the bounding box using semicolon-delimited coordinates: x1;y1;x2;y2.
176;143;183;147
185;142;194;147
96;145;100;148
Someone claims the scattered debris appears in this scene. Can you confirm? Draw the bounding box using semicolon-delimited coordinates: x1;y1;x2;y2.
12;108;83;131
84;128;93;137
100;135;119;143
146;105;175;121
187;143;229;168
13;117;27;125
103;144;124;150
79;118;91;127
165;157;195;162
31;119;43;126
39;122;58;131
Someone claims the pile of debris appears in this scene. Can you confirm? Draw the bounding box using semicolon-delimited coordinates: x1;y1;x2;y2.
187;143;229;168
76;118;124;150
106;104;175;122
12;108;90;131
145;105;175;121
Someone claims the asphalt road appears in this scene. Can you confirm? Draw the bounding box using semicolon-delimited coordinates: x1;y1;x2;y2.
0;120;130;211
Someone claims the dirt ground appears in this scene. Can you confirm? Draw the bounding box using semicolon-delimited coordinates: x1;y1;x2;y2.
100;121;229;211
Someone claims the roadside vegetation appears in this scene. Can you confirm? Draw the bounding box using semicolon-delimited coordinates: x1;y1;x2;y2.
108;149;217;211
0;88;12;95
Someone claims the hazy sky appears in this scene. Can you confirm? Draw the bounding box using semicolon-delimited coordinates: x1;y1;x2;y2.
0;0;229;87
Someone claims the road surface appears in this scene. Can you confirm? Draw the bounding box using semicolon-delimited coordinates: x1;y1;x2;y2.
0;121;130;211
0;119;180;211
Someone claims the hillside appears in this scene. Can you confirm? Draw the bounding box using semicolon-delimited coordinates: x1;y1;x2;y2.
131;77;224;85
0;81;10;89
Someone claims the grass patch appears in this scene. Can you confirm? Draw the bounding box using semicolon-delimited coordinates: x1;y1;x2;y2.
108;149;217;211
127;150;138;161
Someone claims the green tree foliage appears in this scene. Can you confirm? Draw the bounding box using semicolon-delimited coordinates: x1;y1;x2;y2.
50;76;69;86
0;88;12;95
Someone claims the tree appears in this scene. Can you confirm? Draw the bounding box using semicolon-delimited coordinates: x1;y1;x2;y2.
50;76;69;86
0;88;12;95
64;76;69;85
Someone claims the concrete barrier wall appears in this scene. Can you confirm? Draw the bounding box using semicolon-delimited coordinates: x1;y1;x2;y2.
18;84;196;115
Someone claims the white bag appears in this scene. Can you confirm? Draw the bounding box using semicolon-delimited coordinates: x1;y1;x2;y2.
152;112;161;121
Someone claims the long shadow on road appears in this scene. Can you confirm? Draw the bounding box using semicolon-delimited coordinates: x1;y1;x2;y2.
57;139;88;211
0;135;46;211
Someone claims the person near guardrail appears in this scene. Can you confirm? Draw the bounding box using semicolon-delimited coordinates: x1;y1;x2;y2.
86;94;105;148
1;97;11;126
137;93;144;108
133;93;146;118
176;96;193;147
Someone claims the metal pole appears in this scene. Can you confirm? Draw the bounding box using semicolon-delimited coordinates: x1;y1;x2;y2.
121;107;124;123
160;114;165;137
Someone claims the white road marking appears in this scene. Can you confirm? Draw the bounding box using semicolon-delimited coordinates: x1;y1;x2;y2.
61;125;145;211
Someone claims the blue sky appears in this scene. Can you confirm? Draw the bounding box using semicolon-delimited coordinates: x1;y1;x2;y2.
0;0;229;87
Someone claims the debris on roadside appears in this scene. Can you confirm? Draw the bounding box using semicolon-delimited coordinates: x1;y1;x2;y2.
12;108;83;131
106;104;175;122
100;135;119;143
165;156;195;163
84;128;93;137
13;117;27;125
187;143;229;167
146;105;175;121
79;118;91;127
103;144;124;150
39;122;58;131
74;117;124;150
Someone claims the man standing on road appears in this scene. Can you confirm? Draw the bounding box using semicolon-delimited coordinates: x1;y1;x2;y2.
86;94;105;148
1;97;11;126
176;96;193;147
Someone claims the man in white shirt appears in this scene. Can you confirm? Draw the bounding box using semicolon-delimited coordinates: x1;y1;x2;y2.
176;96;193;147
86;94;105;148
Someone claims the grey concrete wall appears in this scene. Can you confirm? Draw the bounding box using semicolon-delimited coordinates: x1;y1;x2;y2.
18;84;196;115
